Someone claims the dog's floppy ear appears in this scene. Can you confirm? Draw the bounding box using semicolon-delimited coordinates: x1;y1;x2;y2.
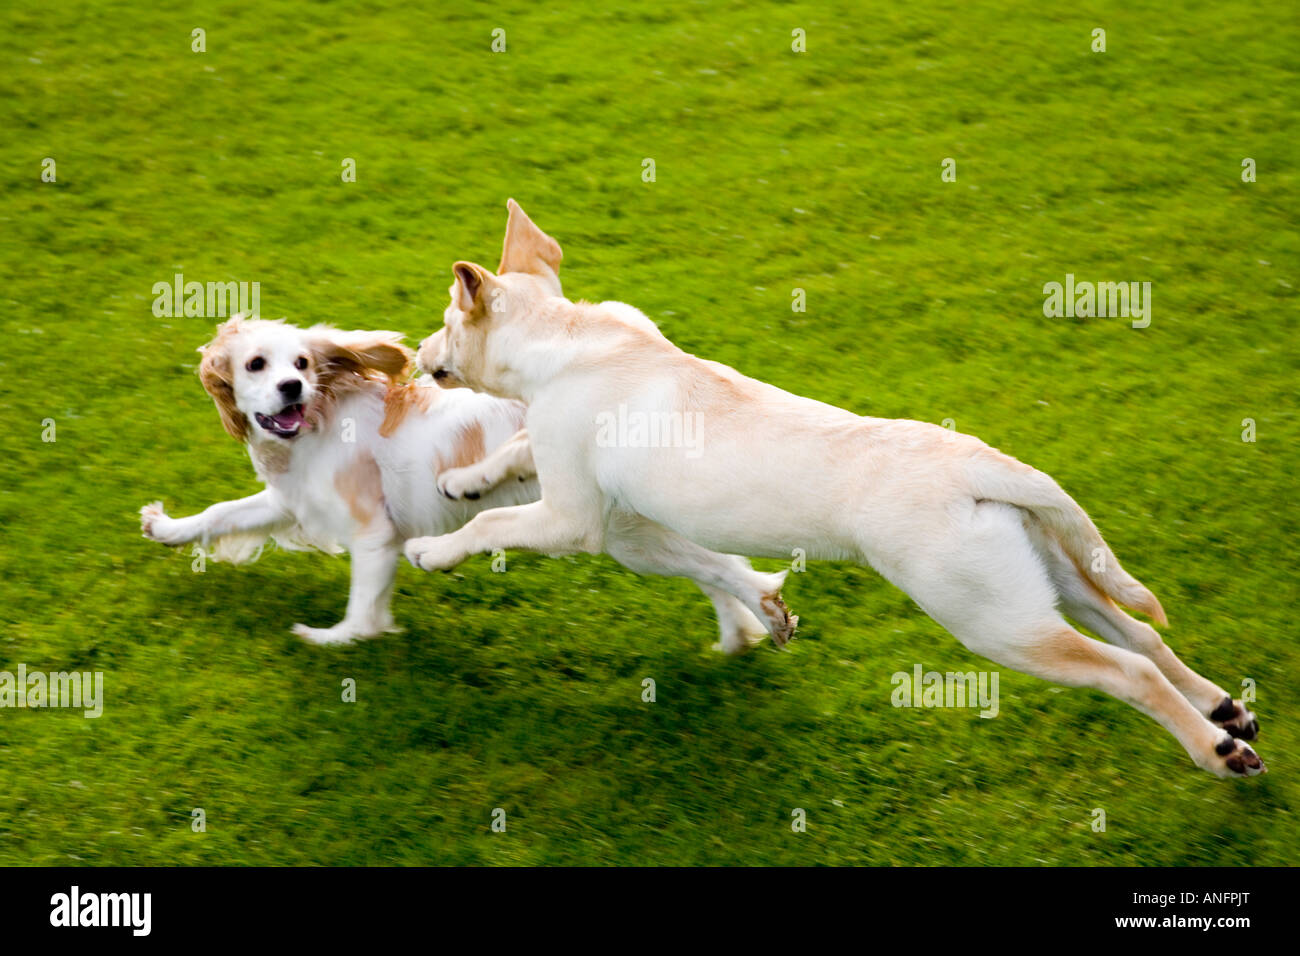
498;199;562;285
309;328;413;383
452;261;497;318
198;317;249;441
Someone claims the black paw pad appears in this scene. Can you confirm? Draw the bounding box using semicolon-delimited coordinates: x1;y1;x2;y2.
1210;696;1236;722
1224;746;1262;775
1226;717;1260;740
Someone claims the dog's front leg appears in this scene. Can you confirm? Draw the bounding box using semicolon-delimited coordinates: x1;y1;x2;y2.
294;526;401;645
404;500;599;572
437;428;534;500
140;490;289;547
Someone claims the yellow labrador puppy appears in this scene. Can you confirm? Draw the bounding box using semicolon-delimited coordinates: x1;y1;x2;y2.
407;200;1263;779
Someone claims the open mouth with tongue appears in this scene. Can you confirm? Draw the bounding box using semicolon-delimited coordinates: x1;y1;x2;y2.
254;404;306;439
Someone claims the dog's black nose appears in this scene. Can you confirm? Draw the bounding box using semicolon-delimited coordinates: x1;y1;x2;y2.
277;378;303;400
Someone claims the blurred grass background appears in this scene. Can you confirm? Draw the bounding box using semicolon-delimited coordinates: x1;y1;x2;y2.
0;0;1296;864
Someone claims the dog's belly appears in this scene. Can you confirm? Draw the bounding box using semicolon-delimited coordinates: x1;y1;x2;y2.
596;445;857;559
594;412;982;563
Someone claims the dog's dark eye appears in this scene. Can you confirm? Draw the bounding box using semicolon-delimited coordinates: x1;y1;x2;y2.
295;356;309;370
246;357;265;372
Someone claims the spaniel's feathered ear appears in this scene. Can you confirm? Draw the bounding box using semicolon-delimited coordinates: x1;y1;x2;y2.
309;328;413;384
198;317;249;441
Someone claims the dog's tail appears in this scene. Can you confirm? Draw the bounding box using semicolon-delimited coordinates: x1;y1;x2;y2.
965;447;1167;626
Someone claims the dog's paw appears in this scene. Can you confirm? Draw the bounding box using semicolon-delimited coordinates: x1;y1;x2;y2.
403;536;460;572
759;592;799;648
712;627;767;656
1210;695;1259;741
140;501;166;536
436;465;493;501
1211;734;1266;778
292;622;363;646
140;502;182;545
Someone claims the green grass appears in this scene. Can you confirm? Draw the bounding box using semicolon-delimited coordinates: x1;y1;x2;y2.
0;0;1296;865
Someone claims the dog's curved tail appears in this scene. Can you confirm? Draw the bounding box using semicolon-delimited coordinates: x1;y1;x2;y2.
965;447;1168;626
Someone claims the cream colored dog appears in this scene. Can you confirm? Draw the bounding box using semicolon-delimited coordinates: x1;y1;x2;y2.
406;200;1264;779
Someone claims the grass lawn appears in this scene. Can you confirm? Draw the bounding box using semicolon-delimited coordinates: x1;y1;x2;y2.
0;0;1296;865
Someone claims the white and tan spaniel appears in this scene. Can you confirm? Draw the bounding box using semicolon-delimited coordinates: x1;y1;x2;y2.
141;316;786;649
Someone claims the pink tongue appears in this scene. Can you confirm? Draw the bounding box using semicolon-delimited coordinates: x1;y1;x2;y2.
272;407;305;428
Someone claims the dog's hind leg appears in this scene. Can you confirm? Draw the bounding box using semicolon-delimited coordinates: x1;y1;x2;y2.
981;621;1263;777
873;500;1264;777
602;511;794;652
1026;520;1258;740
695;584;769;654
